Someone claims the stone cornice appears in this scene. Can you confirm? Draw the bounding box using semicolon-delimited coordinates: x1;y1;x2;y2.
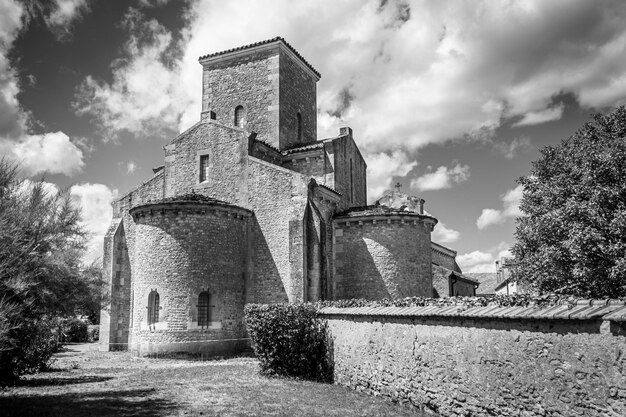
130;201;253;220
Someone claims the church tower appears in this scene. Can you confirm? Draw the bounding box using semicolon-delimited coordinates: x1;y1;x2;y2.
199;37;320;150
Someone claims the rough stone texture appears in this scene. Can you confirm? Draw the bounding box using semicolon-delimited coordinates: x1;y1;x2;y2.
432;264;477;297
333;214;434;299
201;48;278;145
322;310;626;417
247;158;308;303
431;242;457;271
200;41;317;150
164;122;248;205
278;48;317;147
328;133;367;211
129;202;251;355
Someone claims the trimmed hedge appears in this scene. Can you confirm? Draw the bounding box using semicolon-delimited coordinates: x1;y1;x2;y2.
245;304;332;383
312;293;611;310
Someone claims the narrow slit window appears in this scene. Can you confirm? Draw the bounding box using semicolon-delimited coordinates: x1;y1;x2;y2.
148;290;159;328
197;291;210;328
199;154;209;183
297;112;302;142
350;159;354;203
234;105;245;127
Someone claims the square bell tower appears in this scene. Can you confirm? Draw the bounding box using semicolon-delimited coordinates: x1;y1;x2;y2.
199;37;320;150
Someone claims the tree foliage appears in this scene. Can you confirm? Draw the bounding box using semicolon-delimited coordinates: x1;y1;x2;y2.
512;106;626;298
0;159;104;383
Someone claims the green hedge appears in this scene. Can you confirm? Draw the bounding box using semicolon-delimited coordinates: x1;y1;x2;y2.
244;304;333;383
313;293;609;310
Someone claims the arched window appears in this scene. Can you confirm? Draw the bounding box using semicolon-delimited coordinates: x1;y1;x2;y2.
197;291;211;328
147;290;159;328
297;112;302;142
234;105;245;127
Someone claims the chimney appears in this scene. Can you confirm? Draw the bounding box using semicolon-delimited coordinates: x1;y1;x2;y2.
339;127;353;138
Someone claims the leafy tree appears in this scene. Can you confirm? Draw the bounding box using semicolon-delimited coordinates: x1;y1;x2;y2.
512;106;626;298
0;158;97;383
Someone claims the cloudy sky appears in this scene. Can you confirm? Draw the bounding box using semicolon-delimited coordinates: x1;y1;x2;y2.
2;0;626;272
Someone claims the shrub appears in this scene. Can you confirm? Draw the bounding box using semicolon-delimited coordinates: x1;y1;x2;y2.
87;325;99;342
59;317;89;343
11;317;61;376
245;304;333;383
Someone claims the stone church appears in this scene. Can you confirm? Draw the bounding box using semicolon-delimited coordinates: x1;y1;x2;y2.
100;37;478;354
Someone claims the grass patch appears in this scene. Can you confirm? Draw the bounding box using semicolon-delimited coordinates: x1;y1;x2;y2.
0;344;426;416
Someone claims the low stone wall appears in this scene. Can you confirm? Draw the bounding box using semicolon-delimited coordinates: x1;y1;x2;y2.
320;302;626;417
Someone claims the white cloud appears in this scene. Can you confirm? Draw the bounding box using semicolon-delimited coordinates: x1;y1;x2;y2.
70;183;118;264
75;9;192;137
432;221;460;244
7;132;85;176
0;1;85;177
411;163;469;192
74;0;626;151
46;0;89;29
513;104;564;127
476;208;505;229
476;184;523;229
457;250;495;273
364;150;417;202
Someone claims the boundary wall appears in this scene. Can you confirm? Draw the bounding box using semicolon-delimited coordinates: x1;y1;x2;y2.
320;301;626;417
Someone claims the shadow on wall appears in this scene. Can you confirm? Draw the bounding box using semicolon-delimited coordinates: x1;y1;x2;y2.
251;217;289;303
342;238;392;300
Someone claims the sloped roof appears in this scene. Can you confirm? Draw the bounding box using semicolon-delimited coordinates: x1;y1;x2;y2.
198;37;321;79
466;273;499;295
320;300;626;321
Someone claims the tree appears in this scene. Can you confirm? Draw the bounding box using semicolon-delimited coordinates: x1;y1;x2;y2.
0;159;90;383
512;106;626;298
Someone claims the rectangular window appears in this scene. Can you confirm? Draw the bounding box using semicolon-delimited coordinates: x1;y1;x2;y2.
199;154;210;183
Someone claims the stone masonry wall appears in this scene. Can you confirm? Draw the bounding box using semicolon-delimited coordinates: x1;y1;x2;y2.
333;216;433;299
102;171;164;351
129;205;250;354
278;48;317;148
247;157;308;303
163;122;248;205
431;245;456;271
331;134;367;211
201;48;278;145
321;307;626;417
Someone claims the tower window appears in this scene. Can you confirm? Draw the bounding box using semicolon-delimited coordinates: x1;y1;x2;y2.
147;290;160;328
199;154;209;183
350;158;354;203
197;291;211;328
297;112;302;142
234;105;245;127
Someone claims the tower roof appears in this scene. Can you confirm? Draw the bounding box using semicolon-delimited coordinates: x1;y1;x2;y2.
198;36;321;79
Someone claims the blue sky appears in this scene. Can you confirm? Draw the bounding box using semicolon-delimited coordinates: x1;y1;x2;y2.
2;0;626;271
